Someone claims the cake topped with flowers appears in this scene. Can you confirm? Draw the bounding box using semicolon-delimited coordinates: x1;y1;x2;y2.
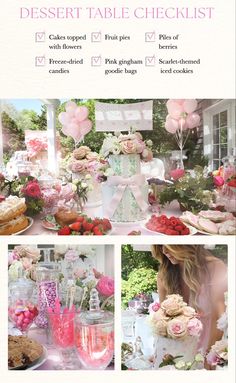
100;131;152;222
149;294;203;369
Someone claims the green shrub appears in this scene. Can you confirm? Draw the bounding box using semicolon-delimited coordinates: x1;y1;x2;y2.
121;267;157;308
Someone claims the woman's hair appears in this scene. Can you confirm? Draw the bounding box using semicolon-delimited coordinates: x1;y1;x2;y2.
152;245;212;309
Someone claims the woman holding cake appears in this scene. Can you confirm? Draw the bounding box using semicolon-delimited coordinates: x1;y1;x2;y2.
152;244;227;369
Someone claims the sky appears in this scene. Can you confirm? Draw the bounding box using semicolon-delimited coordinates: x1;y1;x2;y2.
4;99;68;113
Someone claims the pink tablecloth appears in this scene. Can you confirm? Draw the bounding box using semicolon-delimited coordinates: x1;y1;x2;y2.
23;201;191;236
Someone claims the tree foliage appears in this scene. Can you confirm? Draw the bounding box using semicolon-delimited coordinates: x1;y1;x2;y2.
121;267;157;308
122;244;159;280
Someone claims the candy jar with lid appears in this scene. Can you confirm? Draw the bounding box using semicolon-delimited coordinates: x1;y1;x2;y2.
8;276;38;335
75;288;114;370
35;265;59;329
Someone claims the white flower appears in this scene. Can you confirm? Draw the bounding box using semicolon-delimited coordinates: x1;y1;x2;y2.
146;139;153;147
81;182;88;189
194;353;204;363
8;261;23;281
175;360;186;370
72;179;79;185
101;136;120;157
85;174;92;180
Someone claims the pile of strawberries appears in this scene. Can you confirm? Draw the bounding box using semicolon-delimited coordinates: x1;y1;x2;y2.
58;215;112;236
146;214;190;235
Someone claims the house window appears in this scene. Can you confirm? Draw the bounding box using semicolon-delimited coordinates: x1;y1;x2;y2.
203;100;236;171
212;110;228;170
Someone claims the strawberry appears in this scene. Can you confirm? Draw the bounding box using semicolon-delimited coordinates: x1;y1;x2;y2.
82;221;94;232
58;226;71;235
76;216;86;222
69;222;82;232
93;226;104;235
101;218;112;231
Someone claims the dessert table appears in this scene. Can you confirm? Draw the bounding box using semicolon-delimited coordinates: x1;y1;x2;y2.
23;201;192;236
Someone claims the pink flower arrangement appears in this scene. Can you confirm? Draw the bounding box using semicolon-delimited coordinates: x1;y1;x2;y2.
21;180;42;198
170;168;185;181
206;339;228;367
101;131;153;162
70;147;104;175
96;275;115;297
213;175;224;187
26;138;48;158
148;301;161;314
149;294;203;340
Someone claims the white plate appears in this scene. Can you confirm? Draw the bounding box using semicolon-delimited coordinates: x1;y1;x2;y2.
12;217;34;235
141;222;197;236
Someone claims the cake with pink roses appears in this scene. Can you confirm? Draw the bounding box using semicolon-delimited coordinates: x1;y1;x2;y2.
100;132;153;222
149;294;203;369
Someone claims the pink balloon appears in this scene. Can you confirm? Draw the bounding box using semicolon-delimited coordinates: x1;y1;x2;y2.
183;99;198;114
167;100;184;119
174;99;185;105
65;101;77;116
58;112;70;125
178;117;188;130
75;106;89;122
79;119;93;136
165;117;178;134
186;112;200;129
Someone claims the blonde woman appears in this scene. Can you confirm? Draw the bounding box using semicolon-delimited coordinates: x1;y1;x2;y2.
152;245;227;368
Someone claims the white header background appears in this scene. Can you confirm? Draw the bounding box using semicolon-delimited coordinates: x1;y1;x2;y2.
0;0;235;98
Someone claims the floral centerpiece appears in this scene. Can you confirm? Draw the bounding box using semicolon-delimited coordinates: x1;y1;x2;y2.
8;245;41;281
69;146;106;175
20;178;44;216
159;166;215;213
100;131;153;161
26;137;48;159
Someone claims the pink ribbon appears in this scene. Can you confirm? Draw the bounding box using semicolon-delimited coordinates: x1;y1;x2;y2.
105;174;148;218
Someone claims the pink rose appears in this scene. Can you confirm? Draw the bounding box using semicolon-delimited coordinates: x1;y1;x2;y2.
167;317;187;339
21;257;33;270
60;184;75;202
21;180;42;198
73;146;91;160
96;276;114;297
213;176;224;187
120;140;137;154
74;268;86;279
187;317;203;336
149;301;161;314
206;350;221;366
161;294;185;316
71;159;86;173
170;168;185;181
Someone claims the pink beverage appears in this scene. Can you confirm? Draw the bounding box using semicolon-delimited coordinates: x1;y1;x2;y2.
75;323;114;369
35;280;58;328
8;300;38;334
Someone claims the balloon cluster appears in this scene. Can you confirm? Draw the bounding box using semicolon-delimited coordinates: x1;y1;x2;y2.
165;99;200;134
58;101;92;144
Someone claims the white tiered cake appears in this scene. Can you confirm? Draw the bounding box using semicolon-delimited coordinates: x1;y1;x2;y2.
149;294;203;369
102;154;148;222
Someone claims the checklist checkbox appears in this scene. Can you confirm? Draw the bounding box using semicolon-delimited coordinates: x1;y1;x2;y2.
91;55;102;66
145;32;156;42
145;55;156;66
35;32;46;43
35;56;46;67
91;31;102;42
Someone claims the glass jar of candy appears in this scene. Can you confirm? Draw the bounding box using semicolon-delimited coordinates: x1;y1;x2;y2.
34;265;59;328
8;277;38;335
